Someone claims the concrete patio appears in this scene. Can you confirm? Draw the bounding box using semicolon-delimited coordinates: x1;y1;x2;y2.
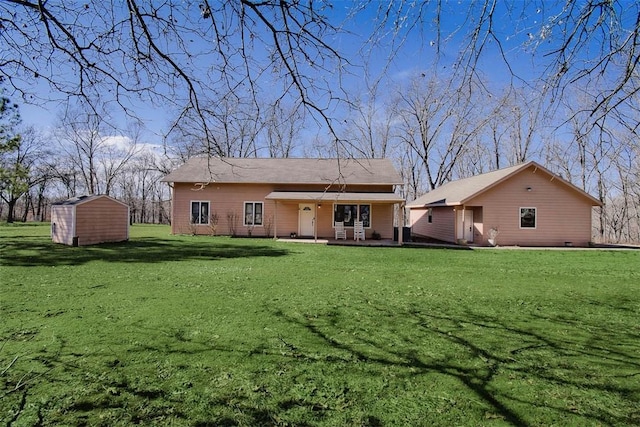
276;237;402;247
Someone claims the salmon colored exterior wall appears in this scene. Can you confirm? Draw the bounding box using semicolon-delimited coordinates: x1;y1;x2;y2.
409;206;456;243
410;166;598;246
469;167;596;246
74;198;129;245
51;197;129;246
170;182;397;239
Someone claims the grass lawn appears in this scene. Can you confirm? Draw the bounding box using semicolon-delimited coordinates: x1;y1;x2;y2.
1;223;639;426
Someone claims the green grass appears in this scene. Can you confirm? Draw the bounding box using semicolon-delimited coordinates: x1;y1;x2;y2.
1;223;639;426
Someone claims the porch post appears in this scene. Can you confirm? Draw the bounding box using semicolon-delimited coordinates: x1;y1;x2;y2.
453;206;464;243
460;205;467;241
398;202;404;245
314;203;318;242
273;201;278;239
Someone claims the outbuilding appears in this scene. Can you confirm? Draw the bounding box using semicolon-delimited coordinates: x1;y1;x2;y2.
407;161;603;247
51;195;130;246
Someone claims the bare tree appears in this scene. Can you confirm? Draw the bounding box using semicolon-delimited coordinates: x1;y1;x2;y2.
361;1;640;131
503;88;545;164
2;1;638;140
118;150;168;224
542;81;640;243
25;162;56;222
100;124;142;196
396;143;424;204
166;93;265;158
55;106;110;194
55;104;139;195
342;82;396;160
264;101;304;158
2;1;349;154
3;1;640;244
394;74;489;191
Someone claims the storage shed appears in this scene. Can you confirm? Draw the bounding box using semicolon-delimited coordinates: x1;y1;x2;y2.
51;195;130;246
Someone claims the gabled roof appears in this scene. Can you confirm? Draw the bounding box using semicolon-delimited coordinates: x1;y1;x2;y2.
161;157;403;185
406;161;602;208
52;194;129;207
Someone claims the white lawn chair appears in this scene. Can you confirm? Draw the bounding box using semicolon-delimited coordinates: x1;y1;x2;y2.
334;221;347;240
353;220;365;241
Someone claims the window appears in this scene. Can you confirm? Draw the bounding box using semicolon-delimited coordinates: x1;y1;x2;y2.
244;202;263;226
427;208;433;223
520;207;536;228
334;204;371;228
191;201;209;225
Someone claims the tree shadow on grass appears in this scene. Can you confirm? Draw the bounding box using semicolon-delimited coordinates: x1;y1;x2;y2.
6;298;638;426
1;323;328;426
0;236;290;266
268;302;640;427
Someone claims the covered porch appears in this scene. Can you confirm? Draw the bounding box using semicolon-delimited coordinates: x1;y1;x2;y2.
265;191;405;243
275;236;402;246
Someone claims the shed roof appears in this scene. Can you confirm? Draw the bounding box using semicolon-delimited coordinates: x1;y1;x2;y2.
52;194;129;207
161;157;403;185
406;161;603;208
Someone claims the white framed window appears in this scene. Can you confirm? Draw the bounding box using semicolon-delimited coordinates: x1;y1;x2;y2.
520;207;536;229
333;204;371;228
191;201;210;225
427;208;433;223
244;202;263;226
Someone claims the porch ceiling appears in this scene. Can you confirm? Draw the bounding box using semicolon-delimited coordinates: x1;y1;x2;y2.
265;191;405;203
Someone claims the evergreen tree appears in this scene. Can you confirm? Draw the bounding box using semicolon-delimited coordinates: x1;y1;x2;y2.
0;90;26;222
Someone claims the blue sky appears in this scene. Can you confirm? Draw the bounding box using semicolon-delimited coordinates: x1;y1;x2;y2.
12;1;591;143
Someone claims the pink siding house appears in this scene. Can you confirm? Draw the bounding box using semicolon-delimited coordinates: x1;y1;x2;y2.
51;195;130;246
407;162;603;247
162;157;405;240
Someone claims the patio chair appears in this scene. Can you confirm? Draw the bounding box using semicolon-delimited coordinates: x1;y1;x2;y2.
334;221;347;240
353;220;365;241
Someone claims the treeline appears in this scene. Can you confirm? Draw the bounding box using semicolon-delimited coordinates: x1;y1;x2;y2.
0;104;173;225
2;75;639;243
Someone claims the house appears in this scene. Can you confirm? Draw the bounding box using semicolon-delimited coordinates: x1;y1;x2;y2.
51;195;130;246
407;161;603;247
161;157;405;240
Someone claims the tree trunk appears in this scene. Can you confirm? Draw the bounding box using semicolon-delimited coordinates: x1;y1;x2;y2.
6;199;17;223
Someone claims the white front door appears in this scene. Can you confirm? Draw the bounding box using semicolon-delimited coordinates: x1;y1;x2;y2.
299;204;315;237
456;209;474;243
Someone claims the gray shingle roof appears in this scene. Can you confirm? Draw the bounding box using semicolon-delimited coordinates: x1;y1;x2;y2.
406;161;602;207
161;157;403;185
